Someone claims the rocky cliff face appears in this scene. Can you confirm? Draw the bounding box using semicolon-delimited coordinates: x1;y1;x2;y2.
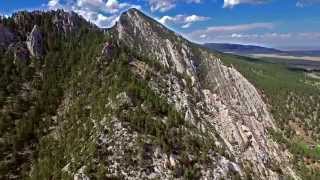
111;9;299;179
0;9;300;180
26;25;44;58
52;9;92;33
0;10;93;61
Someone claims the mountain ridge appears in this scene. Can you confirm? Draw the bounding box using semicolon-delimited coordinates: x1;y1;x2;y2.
204;43;320;57
0;8;302;179
109;8;299;179
204;43;282;54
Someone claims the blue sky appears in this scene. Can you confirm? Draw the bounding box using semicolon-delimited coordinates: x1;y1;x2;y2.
1;0;320;50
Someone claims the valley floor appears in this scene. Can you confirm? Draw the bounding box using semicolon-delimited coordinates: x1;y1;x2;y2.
250;53;320;62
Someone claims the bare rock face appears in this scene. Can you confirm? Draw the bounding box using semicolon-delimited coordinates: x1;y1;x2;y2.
1;9;301;180
112;8;300;180
52;10;93;33
101;42;115;61
26;25;44;58
116;92;133;108
53;10;77;33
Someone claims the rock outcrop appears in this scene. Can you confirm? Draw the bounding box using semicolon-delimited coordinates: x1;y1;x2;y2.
111;8;299;180
26;25;43;58
0;8;302;180
52;10;89;33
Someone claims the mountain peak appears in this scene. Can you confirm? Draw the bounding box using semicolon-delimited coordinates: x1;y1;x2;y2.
118;8;169;33
1;7;304;180
109;8;299;179
114;7;194;74
5;9;95;35
126;8;144;15
120;8;146;19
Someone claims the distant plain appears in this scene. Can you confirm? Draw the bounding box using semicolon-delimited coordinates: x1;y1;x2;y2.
250;54;320;62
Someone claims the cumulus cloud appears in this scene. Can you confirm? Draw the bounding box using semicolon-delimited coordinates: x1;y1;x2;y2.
148;0;176;12
148;0;201;12
159;14;210;28
223;0;270;8
47;0;141;27
48;0;64;9
48;0;59;7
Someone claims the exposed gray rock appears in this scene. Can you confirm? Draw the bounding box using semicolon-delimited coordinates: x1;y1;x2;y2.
101;42;115;61
3;8;301;180
116;92;133;108
26;25;44;58
129;60;150;79
74;166;90;180
169;154;177;168
112;8;300;180
52;10;92;33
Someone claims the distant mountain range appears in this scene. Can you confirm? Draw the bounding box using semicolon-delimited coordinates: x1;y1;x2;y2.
204;43;320;57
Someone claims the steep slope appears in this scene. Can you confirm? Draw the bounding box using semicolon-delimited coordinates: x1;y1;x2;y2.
216;53;320;179
110;9;298;179
0;10;100;179
0;9;300;179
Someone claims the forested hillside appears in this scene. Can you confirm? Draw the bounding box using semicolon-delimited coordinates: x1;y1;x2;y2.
1;8;317;180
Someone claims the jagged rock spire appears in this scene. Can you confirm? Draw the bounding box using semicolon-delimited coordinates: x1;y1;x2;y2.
26;25;44;58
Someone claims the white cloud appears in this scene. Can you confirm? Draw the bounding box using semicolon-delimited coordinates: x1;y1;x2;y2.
0;14;9;19
75;0;139;14
47;0;141;28
229;32;292;39
48;0;63;9
48;0;59;7
182;23;192;28
185;14;209;23
96;13;119;27
223;0;270;8
296;0;320;7
189;22;273;38
148;0;201;12
149;0;176;12
187;22;276;44
188;30;320;49
224;32;318;47
200;34;207;38
77;0;104;8
106;0;119;9
159;14;209;28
